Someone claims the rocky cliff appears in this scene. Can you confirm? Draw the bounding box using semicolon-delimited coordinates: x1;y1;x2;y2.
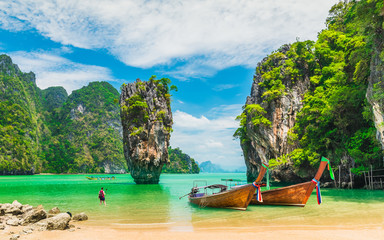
46;81;127;173
0;54;43;174
120;77;173;184
238;44;311;182
238;1;384;184
0;54;128;174
366;23;384;152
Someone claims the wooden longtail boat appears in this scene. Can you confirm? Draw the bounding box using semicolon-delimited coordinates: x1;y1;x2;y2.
250;157;333;207
186;163;268;210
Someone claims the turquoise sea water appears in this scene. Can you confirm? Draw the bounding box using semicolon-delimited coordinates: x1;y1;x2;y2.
1;173;384;231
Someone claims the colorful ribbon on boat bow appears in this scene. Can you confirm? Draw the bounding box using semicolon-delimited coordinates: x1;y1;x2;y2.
252;182;263;202
311;178;322;205
321;157;335;180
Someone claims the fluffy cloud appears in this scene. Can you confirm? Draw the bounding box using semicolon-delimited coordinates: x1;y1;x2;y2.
9;50;116;93
170;105;245;170
1;0;338;78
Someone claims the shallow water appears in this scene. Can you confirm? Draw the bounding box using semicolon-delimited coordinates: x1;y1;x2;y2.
1;173;384;231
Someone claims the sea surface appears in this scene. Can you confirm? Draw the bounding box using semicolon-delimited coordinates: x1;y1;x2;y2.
1;173;384;231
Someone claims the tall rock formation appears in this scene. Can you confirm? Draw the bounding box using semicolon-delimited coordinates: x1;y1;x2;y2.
120;78;173;184
366;10;384;154
238;44;311;182
239;1;384;185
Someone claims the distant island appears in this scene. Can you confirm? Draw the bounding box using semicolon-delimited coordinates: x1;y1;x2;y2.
199;161;245;173
162;147;199;174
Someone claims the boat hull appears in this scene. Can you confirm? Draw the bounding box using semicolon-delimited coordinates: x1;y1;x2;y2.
250;159;329;207
189;184;255;210
250;181;315;206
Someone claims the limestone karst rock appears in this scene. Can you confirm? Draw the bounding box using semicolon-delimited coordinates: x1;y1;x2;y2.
238;44;310;182
366;42;384;150
239;0;384;184
120;78;173;184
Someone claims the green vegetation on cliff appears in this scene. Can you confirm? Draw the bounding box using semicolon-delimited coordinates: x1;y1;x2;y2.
0;55;127;174
0;55;43;174
162;147;199;174
44;82;126;173
237;0;384;175
288;0;383;174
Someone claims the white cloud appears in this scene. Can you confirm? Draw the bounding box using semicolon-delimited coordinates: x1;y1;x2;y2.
0;0;338;78
9;50;116;93
170;106;245;170
212;84;239;92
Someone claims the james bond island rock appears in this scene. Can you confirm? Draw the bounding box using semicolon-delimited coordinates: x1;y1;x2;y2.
236;1;384;184
120;77;175;184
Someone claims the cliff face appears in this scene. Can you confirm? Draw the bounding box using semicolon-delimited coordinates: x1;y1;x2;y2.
240;1;384;185
366;35;384;150
120;78;173;184
240;45;311;182
0;54;42;175
47;81;127;173
0;54;128;174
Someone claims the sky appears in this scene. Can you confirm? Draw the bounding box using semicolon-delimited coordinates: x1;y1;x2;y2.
0;0;339;170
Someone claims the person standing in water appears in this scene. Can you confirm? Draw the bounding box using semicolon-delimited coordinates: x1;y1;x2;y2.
99;187;106;206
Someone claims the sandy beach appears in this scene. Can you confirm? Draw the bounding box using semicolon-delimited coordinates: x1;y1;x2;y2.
2;221;383;240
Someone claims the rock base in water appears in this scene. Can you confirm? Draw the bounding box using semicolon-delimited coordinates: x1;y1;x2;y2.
120;78;173;184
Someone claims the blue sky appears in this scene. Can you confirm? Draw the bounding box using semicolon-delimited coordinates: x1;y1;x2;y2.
0;0;338;170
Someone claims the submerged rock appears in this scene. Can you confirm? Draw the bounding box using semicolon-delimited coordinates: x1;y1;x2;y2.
120;78;173;184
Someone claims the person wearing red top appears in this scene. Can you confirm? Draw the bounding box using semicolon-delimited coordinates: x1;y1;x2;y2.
99;187;106;206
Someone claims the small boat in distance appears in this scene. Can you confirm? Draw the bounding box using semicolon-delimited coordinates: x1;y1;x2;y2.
250;157;334;207
86;176;116;180
182;163;268;210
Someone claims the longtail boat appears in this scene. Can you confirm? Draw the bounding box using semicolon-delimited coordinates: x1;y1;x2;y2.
182;163;268;210
250;157;334;207
86;176;116;180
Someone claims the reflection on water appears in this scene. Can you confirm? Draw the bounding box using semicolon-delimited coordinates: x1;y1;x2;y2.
1;173;384;231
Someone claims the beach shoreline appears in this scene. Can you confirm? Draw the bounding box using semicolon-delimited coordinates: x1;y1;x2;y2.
2;222;382;240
